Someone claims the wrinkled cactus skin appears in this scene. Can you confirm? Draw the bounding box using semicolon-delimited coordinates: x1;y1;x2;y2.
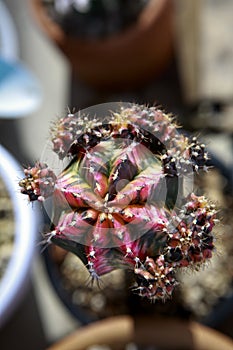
19;104;217;301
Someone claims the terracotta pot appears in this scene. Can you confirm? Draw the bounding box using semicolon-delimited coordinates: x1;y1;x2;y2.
47;315;233;350
30;0;174;90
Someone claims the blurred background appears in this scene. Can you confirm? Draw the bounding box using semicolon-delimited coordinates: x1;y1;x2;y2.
0;0;233;349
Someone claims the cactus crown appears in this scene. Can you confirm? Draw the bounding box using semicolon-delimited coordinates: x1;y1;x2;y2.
19;103;217;301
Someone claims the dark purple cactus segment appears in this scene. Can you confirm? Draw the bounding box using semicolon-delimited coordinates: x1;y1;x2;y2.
19;104;218;301
134;255;177;299
188;137;209;171
161;153;178;177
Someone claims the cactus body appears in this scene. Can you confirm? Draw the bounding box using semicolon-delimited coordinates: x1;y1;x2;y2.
19;104;217;301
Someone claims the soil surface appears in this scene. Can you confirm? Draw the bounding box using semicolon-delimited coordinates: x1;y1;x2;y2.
0;177;14;279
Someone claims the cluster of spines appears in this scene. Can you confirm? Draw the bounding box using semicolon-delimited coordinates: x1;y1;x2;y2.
19;162;57;202
166;194;216;265
51;105;209;176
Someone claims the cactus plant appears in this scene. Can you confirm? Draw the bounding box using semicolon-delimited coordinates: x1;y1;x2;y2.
19;103;218;301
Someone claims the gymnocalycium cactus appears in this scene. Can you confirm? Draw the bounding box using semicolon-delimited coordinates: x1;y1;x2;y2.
19;103;217;301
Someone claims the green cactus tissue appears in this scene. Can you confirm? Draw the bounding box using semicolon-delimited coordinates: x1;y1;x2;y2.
19;103;217;301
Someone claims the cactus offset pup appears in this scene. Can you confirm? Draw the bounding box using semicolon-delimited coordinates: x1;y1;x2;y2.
19;104;217;301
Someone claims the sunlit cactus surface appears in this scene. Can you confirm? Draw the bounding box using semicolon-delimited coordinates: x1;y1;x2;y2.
19;104;217;300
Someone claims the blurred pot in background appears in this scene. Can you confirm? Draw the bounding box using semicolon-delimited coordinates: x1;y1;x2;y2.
30;0;174;90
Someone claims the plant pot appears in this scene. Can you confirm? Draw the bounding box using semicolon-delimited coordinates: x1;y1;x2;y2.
30;0;174;90
0;145;38;327
47;315;233;350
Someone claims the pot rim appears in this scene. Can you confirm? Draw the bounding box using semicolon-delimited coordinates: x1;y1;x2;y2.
47;314;233;350
0;145;38;327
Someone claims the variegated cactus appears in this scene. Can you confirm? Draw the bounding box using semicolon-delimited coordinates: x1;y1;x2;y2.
19;103;217;300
